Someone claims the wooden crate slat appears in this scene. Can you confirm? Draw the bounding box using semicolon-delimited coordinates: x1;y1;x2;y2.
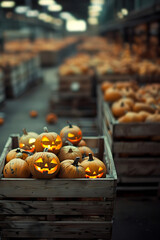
0;178;115;198
0;221;112;239
113;142;160;154
0;200;113;217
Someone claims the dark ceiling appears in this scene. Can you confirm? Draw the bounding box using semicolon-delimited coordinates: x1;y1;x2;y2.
8;0;90;20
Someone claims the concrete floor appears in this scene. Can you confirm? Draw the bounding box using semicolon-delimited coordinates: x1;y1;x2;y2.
0;67;160;240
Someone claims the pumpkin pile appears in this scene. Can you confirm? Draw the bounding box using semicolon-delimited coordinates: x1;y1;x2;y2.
102;81;160;123
3;124;107;179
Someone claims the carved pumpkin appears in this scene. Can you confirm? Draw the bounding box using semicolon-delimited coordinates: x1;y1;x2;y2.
58;157;85;178
104;87;122;102
81;153;107;179
77;139;87;147
6;148;30;163
78;146;94;159
58;146;82;162
111;100;131;118
26;150;60;179
19;129;38;153
60;122;82;146
3;158;30;178
35;127;62;154
46;113;58;124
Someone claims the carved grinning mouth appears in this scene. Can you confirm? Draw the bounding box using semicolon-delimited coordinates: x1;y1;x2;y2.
85;172;104;179
34;164;58;174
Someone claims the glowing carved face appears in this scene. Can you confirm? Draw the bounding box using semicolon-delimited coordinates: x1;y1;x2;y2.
85;166;104;179
41;135;62;151
34;157;58;175
67;130;82;144
19;137;37;153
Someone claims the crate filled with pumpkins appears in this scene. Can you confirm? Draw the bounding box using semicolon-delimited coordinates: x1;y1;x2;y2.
99;79;160;189
0;122;117;240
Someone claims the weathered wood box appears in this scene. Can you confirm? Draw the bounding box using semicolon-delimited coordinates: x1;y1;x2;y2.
0;135;117;240
97;86;160;193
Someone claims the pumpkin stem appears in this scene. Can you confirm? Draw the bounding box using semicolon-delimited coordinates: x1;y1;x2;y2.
120;102;125;107
44;148;49;152
72;157;80;167
68;148;73;153
88;153;94;161
64;140;73;146
21;150;33;156
67;121;72;128
44;127;48;133
16;148;21;153
23;128;28;135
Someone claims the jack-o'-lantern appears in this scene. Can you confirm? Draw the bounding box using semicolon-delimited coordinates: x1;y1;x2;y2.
26;150;60;179
35;127;62;154
19;129;38;153
81;153;107;179
60;122;82;146
58;146;82;162
58;157;85;178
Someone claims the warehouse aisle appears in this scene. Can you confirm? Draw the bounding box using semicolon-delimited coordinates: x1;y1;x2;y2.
0;68;160;240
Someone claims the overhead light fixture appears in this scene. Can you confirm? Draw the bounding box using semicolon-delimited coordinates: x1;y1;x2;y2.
89;10;100;17
88;17;98;25
60;12;74;20
15;6;29;14
48;4;62;12
1;1;15;8
121;8;128;16
66;20;87;32
88;5;102;11
26;10;39;17
38;0;55;6
90;0;104;4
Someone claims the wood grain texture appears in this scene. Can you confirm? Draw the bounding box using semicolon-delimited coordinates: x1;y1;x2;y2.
0;221;112;239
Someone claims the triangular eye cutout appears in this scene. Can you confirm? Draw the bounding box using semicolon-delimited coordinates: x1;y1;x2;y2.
98;167;103;172
35;158;43;163
68;133;74;137
42;136;50;142
85;167;91;173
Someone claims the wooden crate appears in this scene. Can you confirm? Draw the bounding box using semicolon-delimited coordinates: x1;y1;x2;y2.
59;71;94;97
50;91;97;117
0;70;5;106
97;86;160;193
0;135;117;240
39;50;62;67
96;73;136;83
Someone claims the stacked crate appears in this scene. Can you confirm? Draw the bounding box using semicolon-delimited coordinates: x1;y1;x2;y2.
98;86;160;194
0;135;117;240
50;70;96;117
0;69;5;105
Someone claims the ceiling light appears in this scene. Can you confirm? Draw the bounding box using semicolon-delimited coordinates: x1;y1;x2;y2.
88;5;102;11
48;4;62;12
15;6;29;14
88;17;98;25
60;12;75;20
38;0;55;6
66;20;87;32
1;1;15;8
90;0;104;4
89;10;100;17
121;8;128;16
26;10;39;17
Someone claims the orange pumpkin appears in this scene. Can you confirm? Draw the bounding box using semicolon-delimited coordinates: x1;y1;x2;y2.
111;100;131;118
29;110;38;118
118;112;143;123
104;87;122;102
81;153;107;179
58;157;85;178
19;129;38;153
101;81;113;92
77;139;87;147
35;127;62;154
133;102;155;113
3;159;30;178
60;122;82;146
58;146;82;162
6;148;29;163
78;146;94;159
46;113;58;124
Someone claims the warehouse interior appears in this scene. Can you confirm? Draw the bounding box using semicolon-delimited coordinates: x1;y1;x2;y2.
0;1;160;240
